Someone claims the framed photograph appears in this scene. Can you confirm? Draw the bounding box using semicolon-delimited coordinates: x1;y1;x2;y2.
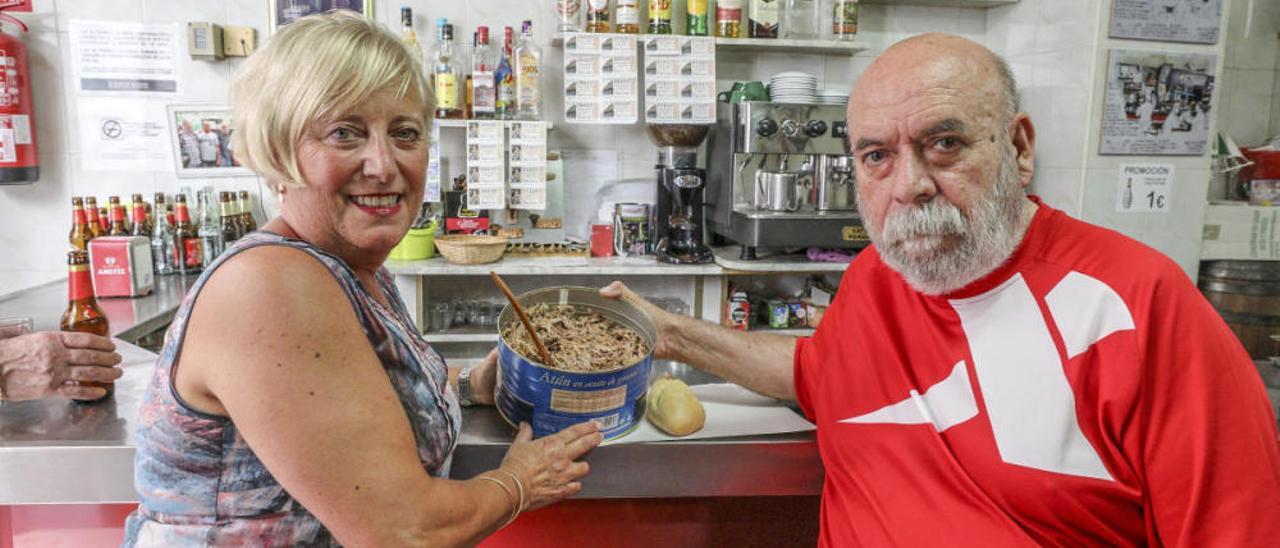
166;105;253;178
268;0;374;34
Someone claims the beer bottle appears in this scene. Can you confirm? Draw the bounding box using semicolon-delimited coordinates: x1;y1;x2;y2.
60;249;113;403
219;192;240;246
69;197;92;250
84;197;106;238
172;194;203;275
107;196;128;236
130;193;152;237
237;190;257;234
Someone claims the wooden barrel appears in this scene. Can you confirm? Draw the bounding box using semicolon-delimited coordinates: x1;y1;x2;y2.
1199;260;1280;359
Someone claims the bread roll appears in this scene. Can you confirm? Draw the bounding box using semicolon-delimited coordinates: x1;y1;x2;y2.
646;376;706;436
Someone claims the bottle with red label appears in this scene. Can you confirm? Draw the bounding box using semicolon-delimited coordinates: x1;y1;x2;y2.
60;249;112;402
84;196;105;238
130;193;151;237
171;193;202;275
69;196;91;250
0;12;38;185
107;195;128;236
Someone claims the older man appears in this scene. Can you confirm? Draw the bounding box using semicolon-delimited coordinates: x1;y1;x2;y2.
604;34;1280;545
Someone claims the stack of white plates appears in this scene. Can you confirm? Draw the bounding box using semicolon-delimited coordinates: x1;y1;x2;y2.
818;89;848;105
768;72;817;103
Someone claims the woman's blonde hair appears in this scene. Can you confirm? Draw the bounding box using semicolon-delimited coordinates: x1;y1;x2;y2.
230;11;432;188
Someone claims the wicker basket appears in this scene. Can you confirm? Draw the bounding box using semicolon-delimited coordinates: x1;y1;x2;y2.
434;235;508;264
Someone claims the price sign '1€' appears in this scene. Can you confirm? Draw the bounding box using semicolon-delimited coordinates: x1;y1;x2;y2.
1116;163;1174;213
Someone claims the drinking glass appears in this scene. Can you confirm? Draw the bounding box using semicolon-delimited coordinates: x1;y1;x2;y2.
785;0;821;39
0;316;34;339
452;301;469;327
429;302;452;333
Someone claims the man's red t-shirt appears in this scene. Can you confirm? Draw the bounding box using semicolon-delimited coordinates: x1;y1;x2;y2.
794;198;1280;546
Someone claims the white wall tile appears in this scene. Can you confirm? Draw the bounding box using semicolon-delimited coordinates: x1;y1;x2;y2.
11;0;60;33
0;153;72;291
1224;0;1280;70
1028;166;1083;216
56;0;144;28
27;31;68;154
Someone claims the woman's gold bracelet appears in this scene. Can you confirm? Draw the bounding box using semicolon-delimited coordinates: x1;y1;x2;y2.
497;468;527;515
476;475;519;528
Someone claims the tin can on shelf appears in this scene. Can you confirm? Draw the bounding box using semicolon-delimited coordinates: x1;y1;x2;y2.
768;299;790;329
613;203;653;257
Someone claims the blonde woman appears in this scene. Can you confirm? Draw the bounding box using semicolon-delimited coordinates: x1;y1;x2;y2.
123;12;601;546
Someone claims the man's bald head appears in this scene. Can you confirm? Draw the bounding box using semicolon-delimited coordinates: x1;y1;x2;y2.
853;33;1018;124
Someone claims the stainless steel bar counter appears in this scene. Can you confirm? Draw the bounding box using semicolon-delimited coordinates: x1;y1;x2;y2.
0;275;823;505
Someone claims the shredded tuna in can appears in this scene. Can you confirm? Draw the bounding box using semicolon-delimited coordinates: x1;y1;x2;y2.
503;303;648;372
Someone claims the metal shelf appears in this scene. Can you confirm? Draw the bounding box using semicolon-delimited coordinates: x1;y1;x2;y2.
387;255;723;276
550;33;867;56
712;37;867;56
751;328;815;337
860;0;1019;8
434;119;555;130
422;327;500;343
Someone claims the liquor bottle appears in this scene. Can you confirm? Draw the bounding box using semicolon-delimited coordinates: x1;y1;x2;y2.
130;193;152;238
748;0;780;38
687;0;710;36
648;0;672;35
615;0;641;34
1123;179;1134;210
172;194;202;275
585;0;611;33
60;249;112;403
69;197;92;250
717;0;744;38
84;197;106;238
151;193;175;276
471;26;497;120
465;31;475;119
833;0;859;41
495;27;516;120
432;22;463;120
107;196;128;236
556;0;584;33
514;21;542;121
238;190;258;234
400;7;423;67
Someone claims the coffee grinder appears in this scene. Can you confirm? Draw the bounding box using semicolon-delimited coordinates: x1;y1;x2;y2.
649;124;713;264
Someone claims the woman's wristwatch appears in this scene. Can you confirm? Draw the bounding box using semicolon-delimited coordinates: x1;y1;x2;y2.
457;367;477;407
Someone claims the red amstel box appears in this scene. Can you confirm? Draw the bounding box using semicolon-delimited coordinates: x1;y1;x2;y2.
88;236;154;298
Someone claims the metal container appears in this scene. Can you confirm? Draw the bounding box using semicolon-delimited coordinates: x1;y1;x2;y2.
754;170;801;212
813;156;857;211
496;286;657;441
612;203;653;256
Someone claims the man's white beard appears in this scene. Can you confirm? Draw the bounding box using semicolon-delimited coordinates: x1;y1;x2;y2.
862;150;1027;296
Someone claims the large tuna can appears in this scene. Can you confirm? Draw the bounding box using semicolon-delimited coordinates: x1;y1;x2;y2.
496;286;656;441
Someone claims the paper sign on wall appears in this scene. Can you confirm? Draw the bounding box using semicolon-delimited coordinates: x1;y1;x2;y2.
69;20;181;95
508;122;548;210
77;98;173;172
1116;163;1174;213
1100;49;1215;156
465;121;507;209
1109;0;1223;45
643;36;717;124
562;33;639;124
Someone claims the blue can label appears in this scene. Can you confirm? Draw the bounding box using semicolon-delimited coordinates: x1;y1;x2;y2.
496;343;653;440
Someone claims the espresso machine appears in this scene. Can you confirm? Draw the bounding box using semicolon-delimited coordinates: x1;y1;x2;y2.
650;125;714;264
705;101;864;260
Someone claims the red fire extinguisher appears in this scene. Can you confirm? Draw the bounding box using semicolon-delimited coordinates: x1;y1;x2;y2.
0;11;37;184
